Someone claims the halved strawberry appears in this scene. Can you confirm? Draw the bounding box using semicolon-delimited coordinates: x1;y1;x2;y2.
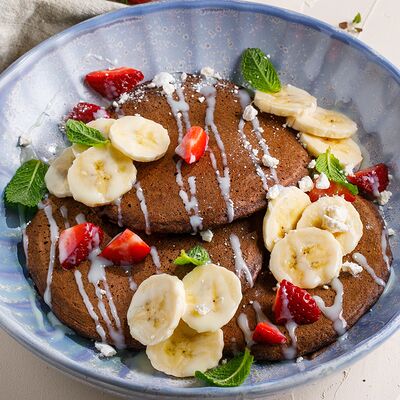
308;181;356;203
175;126;209;164
100;229;150;265
85;67;144;100
58;223;104;270
347;163;389;196
274;280;321;325
252;322;287;344
67;102;109;123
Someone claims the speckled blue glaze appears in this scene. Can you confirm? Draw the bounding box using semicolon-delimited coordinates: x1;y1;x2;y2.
0;1;399;398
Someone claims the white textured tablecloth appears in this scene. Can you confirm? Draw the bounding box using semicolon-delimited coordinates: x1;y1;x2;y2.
0;0;399;399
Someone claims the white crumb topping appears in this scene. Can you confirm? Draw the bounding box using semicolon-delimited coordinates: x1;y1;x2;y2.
298;176;314;192
200;229;214;242
344;164;355;177
342;261;363;276
377;190;392;205
95;342;117;357
267;184;282;200
388;228;395;236
262;154;279;168
200;66;221;79
148;72;176;95
307;159;316;169
181;72;187;81
322;205;349;233
243;104;258;121
198;96;205;103
315;172;330;189
195;304;211;316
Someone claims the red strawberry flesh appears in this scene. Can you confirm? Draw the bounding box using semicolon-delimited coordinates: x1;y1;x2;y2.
252;322;287;344
175;126;209;164
347;163;389;196
308;181;356;203
67;102;109;123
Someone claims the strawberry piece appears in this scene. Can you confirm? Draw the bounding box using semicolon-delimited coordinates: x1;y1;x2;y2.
85;67;144;100
58;223;104;270
175;126;209;164
274;280;321;325
67;102;109;123
252;322;287;345
347;163;389;196
308;181;356;203
100;229;150;265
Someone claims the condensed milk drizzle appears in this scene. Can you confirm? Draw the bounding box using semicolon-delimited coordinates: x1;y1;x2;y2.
352;253;386;287
150;246;162;274
59;205;70;228
134;182;151;235
381;230;391;270
229;233;254;287
201;84;234;223
114;197;123;227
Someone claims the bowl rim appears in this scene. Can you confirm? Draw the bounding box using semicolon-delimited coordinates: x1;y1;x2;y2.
0;0;399;397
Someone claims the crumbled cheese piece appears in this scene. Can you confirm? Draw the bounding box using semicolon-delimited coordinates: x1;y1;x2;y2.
148;72;176;95
198;96;205;103
242;104;258;122
181;72;187;81
307;159;316;169
18;135;31;147
342;261;363;276
388;228;395;236
267;184;282;200
322;285;330;290
296;356;304;363
194;304;211;316
200;66;221;79
95;342;117;357
344;164;355;177
252;148;259;157
200;229;214;242
298;176;314;192
377;190;392;205
322;205;349;233
315;172;330;189
221;359;228;365
262;154;279;168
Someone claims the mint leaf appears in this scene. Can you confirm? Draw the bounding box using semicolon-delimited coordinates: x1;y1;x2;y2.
66;119;108;146
195;348;254;387
315;149;358;195
5;160;48;207
173;245;210;266
352;12;361;24
241;48;281;93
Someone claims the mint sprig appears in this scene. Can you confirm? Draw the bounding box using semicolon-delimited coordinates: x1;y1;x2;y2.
5;159;48;207
241;48;281;93
65;119;108;146
173;245;210;266
315;149;358;194
352;12;361;24
195;348;254;387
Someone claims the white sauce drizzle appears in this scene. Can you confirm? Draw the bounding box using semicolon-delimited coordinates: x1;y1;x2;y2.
114;197;123;228
381;230;391;270
201;85;234;222
134;181;151;235
75;213;86;224
313;278;347;336
121;266;137;292
38;202;59;307
252;300;277;327
229;233;254;287
279;284;298;360
150;246;162;274
237;313;255;347
74;269;107;342
352;253;386;287
18;205;29;262
59;205;70;228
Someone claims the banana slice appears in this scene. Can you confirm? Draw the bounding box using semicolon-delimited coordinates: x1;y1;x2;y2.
182;264;242;333
263;186;311;252
269;227;343;289
87;118;116;139
71;143;88;157
146;321;223;377
67;143;137;207
109;115;170;162
287;107;357;139
299;132;363;167
127;274;186;346
45;147;75;197
254;85;317;117
297;196;363;255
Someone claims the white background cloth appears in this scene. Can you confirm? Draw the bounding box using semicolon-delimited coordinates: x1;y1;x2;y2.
0;0;399;399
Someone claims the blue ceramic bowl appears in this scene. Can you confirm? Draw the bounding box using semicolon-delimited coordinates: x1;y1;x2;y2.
0;1;399;398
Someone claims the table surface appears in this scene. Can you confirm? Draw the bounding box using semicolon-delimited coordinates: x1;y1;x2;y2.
1;0;399;399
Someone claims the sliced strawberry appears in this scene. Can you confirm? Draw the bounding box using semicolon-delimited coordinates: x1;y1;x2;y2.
100;229;150;265
347;163;389;196
175;126;209;164
85;67;144;100
308;181;356;203
252;322;287;345
274;280;321;325
58;223;104;270
67;102;109;123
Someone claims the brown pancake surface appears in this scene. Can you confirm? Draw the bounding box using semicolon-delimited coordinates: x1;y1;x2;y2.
27;196;392;360
101;75;310;233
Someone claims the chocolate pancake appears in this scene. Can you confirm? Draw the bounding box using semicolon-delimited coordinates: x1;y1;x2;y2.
102;75;310;233
27;195;392;360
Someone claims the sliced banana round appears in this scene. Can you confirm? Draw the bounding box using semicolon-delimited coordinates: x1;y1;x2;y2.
263;186;311;252
297;196;363;255
146;320;223;377
45;147;75;198
109;115;170;162
182;264;242;333
254;85;317;117
269;227;343;289
87;118;116;139
287;107;357;139
67;143;137;207
299;132;363;167
127;274;186;346
71;143;88;157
